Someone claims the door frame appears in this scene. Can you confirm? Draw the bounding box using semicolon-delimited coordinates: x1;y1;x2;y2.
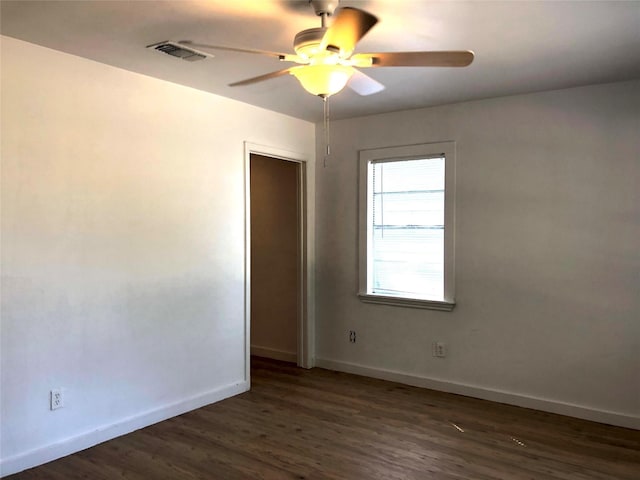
244;142;315;380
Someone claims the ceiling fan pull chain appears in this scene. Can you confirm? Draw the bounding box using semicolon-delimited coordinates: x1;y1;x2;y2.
323;95;331;167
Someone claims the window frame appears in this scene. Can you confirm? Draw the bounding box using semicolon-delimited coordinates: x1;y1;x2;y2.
358;142;456;311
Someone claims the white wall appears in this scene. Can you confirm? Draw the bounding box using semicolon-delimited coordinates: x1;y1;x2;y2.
314;80;640;428
0;36;315;475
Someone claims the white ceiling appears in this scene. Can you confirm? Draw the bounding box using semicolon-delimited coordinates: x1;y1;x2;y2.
2;0;639;122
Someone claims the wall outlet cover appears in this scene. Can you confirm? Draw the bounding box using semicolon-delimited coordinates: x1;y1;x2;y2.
50;388;64;410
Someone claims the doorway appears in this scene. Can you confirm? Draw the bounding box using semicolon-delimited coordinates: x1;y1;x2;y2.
249;153;300;364
244;142;314;377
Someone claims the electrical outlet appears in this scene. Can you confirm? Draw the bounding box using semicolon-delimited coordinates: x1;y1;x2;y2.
349;330;357;343
50;388;64;410
432;342;446;358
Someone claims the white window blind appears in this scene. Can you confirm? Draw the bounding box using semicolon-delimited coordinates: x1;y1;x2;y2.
370;157;445;300
359;141;455;310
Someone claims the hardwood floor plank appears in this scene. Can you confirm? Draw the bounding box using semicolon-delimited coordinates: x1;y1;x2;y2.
6;357;639;479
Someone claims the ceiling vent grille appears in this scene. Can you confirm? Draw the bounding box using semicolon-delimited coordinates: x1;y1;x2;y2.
147;41;209;62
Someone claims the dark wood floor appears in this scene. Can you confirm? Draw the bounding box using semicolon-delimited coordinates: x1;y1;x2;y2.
8;357;640;479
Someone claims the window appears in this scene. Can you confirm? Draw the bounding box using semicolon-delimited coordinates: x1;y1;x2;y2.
358;142;455;311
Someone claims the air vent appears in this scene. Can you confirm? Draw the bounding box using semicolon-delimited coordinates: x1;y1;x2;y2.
146;41;209;62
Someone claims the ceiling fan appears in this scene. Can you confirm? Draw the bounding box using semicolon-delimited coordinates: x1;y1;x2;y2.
180;0;474;99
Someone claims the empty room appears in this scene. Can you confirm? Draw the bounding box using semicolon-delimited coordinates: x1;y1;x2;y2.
1;1;639;478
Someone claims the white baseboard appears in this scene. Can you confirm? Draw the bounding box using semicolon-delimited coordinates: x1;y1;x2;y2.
251;345;297;363
0;380;249;478
315;357;639;430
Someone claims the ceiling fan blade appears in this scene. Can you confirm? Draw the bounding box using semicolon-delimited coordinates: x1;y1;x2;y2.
320;7;378;57
348;70;385;96
353;51;475;67
179;41;289;60
229;68;293;87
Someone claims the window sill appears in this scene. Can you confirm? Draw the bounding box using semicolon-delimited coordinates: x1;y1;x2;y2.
358;293;456;311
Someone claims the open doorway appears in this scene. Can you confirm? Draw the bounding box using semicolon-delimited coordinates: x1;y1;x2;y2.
250;153;300;363
244;142;314;377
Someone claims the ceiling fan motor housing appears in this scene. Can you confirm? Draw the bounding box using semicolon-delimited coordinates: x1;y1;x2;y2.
294;27;328;59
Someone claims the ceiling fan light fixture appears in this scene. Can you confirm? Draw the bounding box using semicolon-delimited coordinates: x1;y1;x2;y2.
290;64;353;97
192;3;474;100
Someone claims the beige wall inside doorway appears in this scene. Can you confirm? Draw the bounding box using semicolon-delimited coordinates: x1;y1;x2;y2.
250;154;300;363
